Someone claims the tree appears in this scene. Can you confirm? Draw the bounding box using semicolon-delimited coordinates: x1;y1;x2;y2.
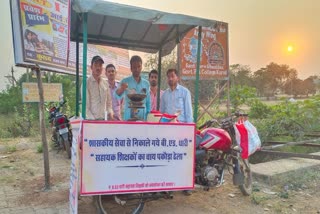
230;64;253;87
303;76;317;96
229;85;257;111
253;62;297;97
283;77;304;97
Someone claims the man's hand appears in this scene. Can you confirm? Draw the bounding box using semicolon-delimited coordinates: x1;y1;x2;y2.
116;82;128;95
108;113;114;121
120;82;128;90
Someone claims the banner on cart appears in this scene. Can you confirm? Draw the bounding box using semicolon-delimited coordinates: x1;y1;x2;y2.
69;118;82;214
80;121;196;195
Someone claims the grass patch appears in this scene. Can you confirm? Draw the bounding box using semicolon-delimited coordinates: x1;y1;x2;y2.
37;144;43;153
251;192;271;205
6;145;17;153
0;175;15;184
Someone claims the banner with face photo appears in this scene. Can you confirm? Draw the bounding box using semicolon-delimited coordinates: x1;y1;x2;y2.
18;0;71;69
11;0;131;77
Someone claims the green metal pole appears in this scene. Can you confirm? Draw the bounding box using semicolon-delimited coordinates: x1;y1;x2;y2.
157;48;162;110
75;29;80;117
193;26;202;122
81;13;88;119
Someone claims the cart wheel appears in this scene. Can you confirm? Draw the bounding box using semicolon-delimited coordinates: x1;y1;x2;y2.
98;194;145;214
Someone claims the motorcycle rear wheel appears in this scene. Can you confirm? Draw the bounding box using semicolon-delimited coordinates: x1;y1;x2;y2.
60;137;71;159
238;158;252;196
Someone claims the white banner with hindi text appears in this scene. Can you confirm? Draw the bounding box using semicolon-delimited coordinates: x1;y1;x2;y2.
80;121;196;195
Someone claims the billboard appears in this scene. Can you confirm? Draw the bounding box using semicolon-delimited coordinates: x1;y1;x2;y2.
179;24;229;80
22;82;63;102
10;0;131;79
13;0;71;70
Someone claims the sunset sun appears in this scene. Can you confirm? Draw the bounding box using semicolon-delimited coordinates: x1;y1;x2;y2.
287;45;293;52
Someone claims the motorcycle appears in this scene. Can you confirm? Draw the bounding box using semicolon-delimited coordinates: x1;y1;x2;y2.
195;112;252;195
48;100;72;159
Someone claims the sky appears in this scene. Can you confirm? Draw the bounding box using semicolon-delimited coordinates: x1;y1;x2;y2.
1;0;319;90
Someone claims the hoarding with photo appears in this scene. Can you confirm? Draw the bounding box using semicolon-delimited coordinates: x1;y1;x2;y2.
179;24;229;80
10;0;131;79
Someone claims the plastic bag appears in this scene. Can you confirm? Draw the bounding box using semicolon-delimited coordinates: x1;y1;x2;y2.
234;119;261;159
244;120;261;157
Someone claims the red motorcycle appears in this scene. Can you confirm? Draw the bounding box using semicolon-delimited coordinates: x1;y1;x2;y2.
195;113;252;195
150;111;252;195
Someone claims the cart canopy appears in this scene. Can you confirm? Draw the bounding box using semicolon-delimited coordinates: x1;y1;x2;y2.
71;0;218;56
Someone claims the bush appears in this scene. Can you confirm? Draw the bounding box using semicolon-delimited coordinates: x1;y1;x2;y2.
7;145;17;153
6;104;35;137
0;128;11;138
229;85;257;111
249;99;271;119
249;96;320;142
37;144;43;153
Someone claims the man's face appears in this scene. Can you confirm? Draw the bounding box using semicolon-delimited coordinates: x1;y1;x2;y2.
131;61;142;78
167;71;179;88
106;66;116;82
149;73;158;87
91;61;103;79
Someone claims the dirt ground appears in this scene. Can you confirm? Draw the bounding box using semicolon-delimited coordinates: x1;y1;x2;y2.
1;137;320;214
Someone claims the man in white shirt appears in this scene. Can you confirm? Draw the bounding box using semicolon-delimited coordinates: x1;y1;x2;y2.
85;55;114;120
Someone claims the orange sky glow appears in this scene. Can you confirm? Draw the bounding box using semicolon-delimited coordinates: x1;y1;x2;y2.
107;0;320;79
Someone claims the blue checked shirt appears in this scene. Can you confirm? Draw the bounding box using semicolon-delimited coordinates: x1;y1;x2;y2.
160;84;193;123
115;76;151;121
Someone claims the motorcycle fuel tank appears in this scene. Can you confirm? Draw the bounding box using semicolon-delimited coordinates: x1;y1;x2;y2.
199;128;232;152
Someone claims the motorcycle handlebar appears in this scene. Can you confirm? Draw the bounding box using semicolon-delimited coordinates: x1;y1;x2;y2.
198;119;219;130
234;112;248;117
198;112;248;130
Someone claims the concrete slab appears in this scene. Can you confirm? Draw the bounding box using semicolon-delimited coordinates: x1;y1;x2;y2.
251;152;320;186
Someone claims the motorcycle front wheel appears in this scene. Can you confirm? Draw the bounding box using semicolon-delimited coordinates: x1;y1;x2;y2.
238;158;252;195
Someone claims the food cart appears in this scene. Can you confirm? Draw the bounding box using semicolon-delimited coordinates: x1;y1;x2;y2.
68;1;223;213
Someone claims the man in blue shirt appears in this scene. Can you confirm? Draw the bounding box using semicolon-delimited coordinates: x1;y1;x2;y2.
115;55;151;120
160;68;193;123
161;68;194;196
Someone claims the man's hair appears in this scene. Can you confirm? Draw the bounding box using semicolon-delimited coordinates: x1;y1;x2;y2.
130;55;142;66
149;69;158;78
91;55;104;66
106;64;116;70
167;68;179;76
